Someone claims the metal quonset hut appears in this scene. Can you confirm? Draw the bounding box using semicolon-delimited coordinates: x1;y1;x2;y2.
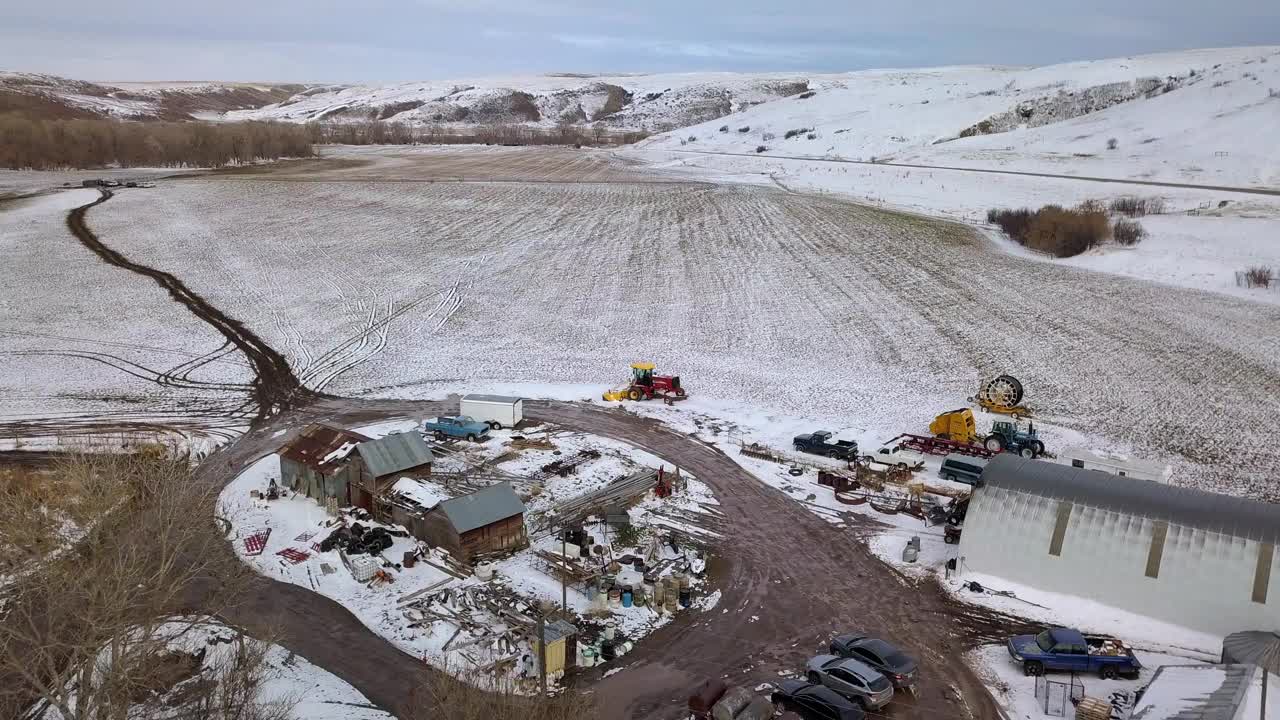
959;456;1280;635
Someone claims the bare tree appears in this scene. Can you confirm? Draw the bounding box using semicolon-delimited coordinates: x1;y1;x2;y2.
408;670;597;720
0;449;284;720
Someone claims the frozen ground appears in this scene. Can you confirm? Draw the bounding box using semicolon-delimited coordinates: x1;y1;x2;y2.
218;421;719;687
5;145;1270;500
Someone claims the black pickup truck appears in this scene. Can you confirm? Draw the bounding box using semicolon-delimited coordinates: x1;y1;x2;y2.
793;431;859;460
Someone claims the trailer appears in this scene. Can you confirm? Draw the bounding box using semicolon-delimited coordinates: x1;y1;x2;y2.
459;394;524;430
883;433;995;459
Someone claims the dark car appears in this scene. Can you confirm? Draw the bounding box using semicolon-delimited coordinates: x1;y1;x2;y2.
771;679;865;720
830;634;919;689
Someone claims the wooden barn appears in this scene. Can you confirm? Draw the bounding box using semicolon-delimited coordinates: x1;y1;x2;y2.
349;432;434;511
421;482;527;562
279;424;371;505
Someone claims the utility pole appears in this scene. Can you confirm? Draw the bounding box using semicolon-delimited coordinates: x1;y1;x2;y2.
561;528;568;614
536;613;547;696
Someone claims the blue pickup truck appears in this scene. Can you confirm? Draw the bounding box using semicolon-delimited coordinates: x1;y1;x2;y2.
423;416;491;442
1008;628;1141;679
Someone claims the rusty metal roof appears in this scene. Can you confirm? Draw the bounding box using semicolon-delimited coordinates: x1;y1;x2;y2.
279;424;371;471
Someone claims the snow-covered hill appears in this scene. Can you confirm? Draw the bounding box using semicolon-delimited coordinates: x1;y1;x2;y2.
0;72;304;120
225;72;811;132
639;46;1280;188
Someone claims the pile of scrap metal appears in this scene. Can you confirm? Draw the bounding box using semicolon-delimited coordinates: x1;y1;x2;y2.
688;680;772;720
318;522;402;555
396;579;537;670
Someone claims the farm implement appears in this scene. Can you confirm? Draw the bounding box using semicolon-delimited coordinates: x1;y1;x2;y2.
969;374;1033;419
602;362;688;403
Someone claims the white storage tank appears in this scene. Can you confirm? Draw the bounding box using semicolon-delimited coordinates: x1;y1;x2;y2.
459;394;524;430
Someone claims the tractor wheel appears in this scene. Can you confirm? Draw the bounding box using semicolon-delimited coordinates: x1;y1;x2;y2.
1031;440;1045;456
984;435;1004;452
1019;446;1035;458
628;388;643;401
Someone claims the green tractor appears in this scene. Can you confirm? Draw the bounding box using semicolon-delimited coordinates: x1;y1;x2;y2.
984;420;1045;458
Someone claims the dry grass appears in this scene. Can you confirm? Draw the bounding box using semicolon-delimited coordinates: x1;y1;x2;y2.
1109;196;1166;217
408;671;597;720
988;205;1110;257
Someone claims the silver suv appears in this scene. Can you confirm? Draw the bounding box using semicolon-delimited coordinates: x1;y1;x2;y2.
805;655;894;709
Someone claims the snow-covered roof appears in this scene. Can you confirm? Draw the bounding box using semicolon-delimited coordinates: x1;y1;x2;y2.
461;394;522;405
434;482;525;534
391;478;451;511
981;455;1280;543
1130;664;1256;720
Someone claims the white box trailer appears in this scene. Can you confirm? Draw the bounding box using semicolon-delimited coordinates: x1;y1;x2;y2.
459;394;524;430
1061;446;1171;482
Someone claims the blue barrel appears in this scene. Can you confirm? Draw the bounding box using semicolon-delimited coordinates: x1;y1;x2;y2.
622;586;633;608
679;588;691;608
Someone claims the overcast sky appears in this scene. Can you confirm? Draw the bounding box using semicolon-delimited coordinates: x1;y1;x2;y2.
2;0;1278;83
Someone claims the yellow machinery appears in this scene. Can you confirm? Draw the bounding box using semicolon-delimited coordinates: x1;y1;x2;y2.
929;409;981;443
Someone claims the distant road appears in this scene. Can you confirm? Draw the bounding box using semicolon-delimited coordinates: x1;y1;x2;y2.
664;149;1280;197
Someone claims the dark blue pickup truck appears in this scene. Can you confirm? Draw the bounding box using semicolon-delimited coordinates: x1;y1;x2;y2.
1007;627;1141;679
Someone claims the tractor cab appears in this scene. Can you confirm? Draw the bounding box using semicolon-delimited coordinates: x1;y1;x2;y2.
631;362;656;387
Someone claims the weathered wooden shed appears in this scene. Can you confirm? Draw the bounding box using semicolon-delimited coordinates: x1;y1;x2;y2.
538;618;579;676
351;432;434;511
278;424;370;505
422;482;527;562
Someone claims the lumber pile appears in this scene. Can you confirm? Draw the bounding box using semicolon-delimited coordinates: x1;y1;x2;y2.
536;469;658;531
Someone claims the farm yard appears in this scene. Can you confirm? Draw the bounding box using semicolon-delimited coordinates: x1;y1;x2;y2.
29;144;1275;499
3;138;1279;720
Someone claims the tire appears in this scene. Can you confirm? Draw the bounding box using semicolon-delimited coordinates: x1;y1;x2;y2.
628;388;643;401
984;436;1004;452
1019;447;1035;458
492;422;504;431
1100;665;1118;680
861;455;873;464
466;433;477;442
807;671;821;685
434;431;445;441
946;474;958;483
857;697;870;710
1031;440;1045;456
944;533;955;545
896;462;908;470
1024;661;1043;677
828;450;840;459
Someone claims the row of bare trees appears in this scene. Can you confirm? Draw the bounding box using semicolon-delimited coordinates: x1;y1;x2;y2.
304;120;648;147
0;115;315;170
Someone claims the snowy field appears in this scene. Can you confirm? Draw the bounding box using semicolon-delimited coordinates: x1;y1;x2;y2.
45;146;1274;499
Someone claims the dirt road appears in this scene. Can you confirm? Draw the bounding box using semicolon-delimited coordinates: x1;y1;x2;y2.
665;148;1280;196
200;396;1031;720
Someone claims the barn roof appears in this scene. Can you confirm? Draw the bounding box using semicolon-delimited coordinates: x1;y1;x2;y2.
280;424;371;471
436;482;525;534
356;432;434;479
981;455;1280;544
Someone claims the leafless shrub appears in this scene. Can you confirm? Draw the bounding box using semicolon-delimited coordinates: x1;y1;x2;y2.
1269;88;1280;98
1106;137;1119;150
798;91;817;99
761;132;775;141
988;205;1109;257
718;125;729;132
1245;266;1274;288
1076;198;1106;214
784;127;814;140
806;133;818;140
686;135;697;143
755;145;768;153
737;126;750;133
1112;219;1147;246
1108;196;1166;217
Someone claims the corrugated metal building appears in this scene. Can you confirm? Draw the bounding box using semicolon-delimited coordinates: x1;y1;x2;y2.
279;424;371;505
422;482;527;562
351;432;433;511
960;455;1280;635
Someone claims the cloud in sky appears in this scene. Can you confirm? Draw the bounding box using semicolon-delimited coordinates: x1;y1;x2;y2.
0;0;1276;81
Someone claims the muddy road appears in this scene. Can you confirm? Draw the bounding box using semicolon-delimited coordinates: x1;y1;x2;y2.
65;189;315;421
